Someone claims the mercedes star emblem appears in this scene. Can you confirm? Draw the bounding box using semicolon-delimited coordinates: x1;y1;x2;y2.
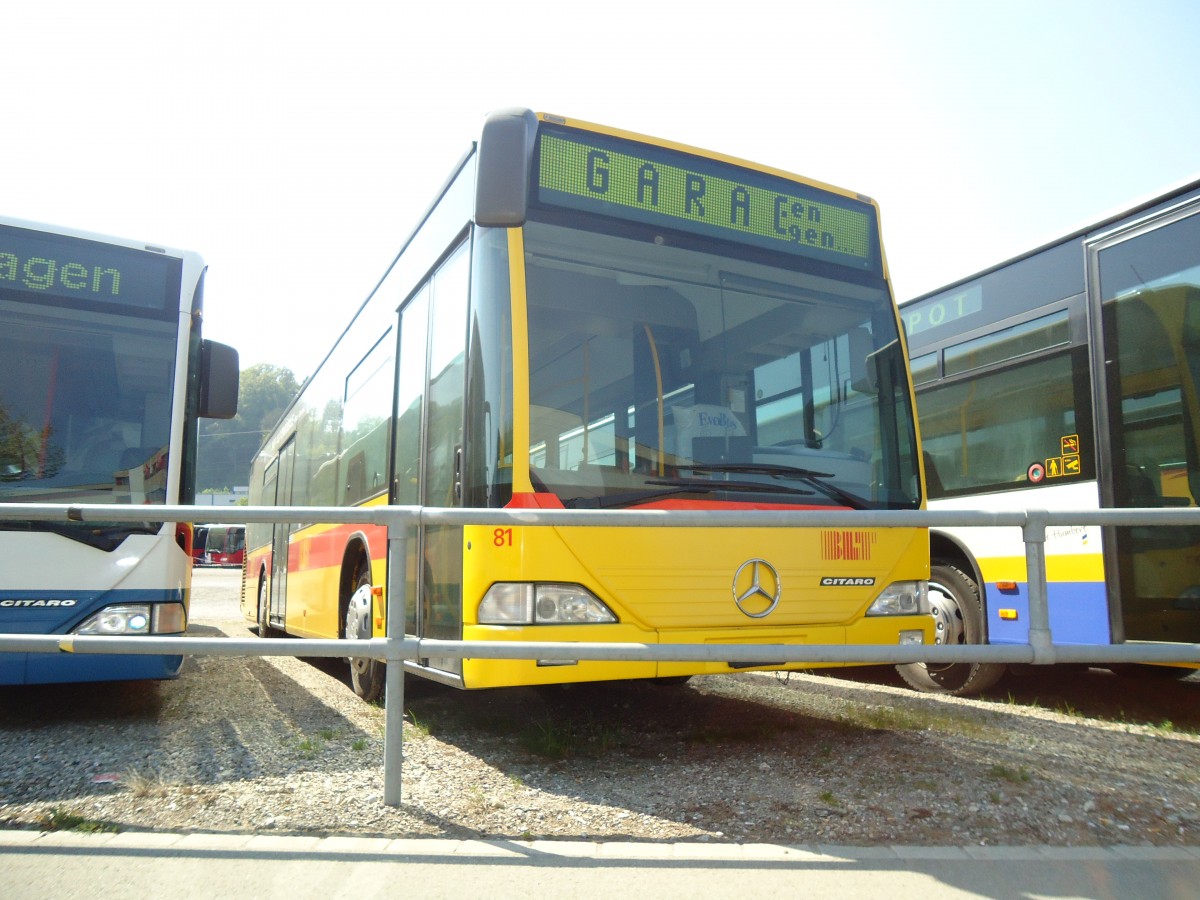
732;558;782;618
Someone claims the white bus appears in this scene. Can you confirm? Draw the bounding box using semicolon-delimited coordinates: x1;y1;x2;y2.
899;177;1200;694
0;216;238;685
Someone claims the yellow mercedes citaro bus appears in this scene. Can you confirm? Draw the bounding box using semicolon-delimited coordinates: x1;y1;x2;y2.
241;109;933;699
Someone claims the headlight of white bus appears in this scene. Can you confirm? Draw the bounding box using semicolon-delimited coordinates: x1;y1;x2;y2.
479;583;617;625
865;581;929;616
74;602;187;635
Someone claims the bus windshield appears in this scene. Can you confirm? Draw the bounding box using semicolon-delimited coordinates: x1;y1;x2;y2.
0;299;177;544
522;219;920;509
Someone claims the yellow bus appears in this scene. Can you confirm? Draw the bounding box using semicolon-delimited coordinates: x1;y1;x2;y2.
241;109;933;698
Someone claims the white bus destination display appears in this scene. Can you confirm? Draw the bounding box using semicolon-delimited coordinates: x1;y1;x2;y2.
0;225;178;311
536;127;879;273
902;284;984;337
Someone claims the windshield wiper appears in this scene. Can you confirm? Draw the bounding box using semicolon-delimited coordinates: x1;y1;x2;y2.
564;476;815;510
565;484;716;509
682;463;871;510
647;477;815;497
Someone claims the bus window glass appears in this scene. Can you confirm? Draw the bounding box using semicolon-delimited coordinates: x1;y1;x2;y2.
341;332;393;505
0;301;176;518
395;287;429;638
423;243;469;663
464;228;514;508
1099;213;1200;511
910;352;938;386
918;348;1094;498
291;361;342;513
943;310;1069;376
521;220;920;510
425;243;469;509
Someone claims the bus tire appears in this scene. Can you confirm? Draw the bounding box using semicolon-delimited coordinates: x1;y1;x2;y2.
345;567;386;703
896;562;1005;696
257;573;275;638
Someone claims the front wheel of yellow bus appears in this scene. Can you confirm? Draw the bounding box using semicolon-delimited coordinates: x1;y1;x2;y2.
345;567;385;702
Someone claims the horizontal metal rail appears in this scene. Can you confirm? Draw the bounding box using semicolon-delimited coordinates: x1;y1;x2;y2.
2;501;1199;806
5;633;1200;666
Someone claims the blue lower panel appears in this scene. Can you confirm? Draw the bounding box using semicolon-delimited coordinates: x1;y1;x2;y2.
0;587;185;685
0;651;184;685
987;581;1111;645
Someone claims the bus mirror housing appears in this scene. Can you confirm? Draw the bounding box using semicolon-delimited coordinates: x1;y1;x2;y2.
475;107;538;227
199;339;240;419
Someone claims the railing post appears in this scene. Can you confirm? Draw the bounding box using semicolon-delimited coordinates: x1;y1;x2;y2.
1022;509;1055;664
383;516;408;807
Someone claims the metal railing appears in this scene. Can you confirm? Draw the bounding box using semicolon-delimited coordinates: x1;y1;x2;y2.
3;502;1200;805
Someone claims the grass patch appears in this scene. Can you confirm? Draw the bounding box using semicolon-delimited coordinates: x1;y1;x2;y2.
520;719;577;759
833;702;990;739
515;714;631;759
297;735;326;759
124;769;171;799
1054;700;1080;718
40;807;119;834
405;712;430;738
987;763;1031;784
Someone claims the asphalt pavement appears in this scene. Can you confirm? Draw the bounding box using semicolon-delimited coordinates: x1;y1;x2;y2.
3;830;1199;899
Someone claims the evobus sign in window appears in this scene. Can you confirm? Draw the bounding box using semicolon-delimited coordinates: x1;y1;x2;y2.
0;225;179;312
535;126;880;274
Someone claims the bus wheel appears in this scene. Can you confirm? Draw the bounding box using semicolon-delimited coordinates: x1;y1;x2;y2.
896;563;1005;696
345;569;385;703
257;574;274;638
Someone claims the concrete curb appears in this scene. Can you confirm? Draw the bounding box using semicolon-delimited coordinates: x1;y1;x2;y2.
2;829;1199;863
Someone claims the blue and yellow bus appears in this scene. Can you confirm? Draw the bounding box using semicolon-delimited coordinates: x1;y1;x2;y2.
899;177;1200;694
0;216;238;685
241;109;933;699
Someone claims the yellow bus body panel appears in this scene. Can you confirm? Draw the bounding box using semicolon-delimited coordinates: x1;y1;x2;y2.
459;522;932;688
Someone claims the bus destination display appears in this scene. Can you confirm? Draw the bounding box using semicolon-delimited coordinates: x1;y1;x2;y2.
536;127;878;272
902;284;984;338
0;225;177;311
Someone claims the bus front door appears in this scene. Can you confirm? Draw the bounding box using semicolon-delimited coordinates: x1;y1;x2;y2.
1093;206;1200;643
269;438;297;629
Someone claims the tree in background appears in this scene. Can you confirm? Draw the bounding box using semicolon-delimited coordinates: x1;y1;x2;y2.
196;364;299;492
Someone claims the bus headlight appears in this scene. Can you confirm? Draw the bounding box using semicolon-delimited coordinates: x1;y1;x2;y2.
866;581;929;616
74;602;187;635
479;583;617;625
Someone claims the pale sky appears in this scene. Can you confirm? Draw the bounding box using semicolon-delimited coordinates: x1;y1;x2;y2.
7;1;1199;380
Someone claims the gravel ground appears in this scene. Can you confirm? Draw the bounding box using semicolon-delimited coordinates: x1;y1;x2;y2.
2;574;1199;847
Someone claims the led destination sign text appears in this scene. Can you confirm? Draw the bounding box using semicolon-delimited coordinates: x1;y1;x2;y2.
1;252;121;295
0;225;175;311
537;129;877;271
